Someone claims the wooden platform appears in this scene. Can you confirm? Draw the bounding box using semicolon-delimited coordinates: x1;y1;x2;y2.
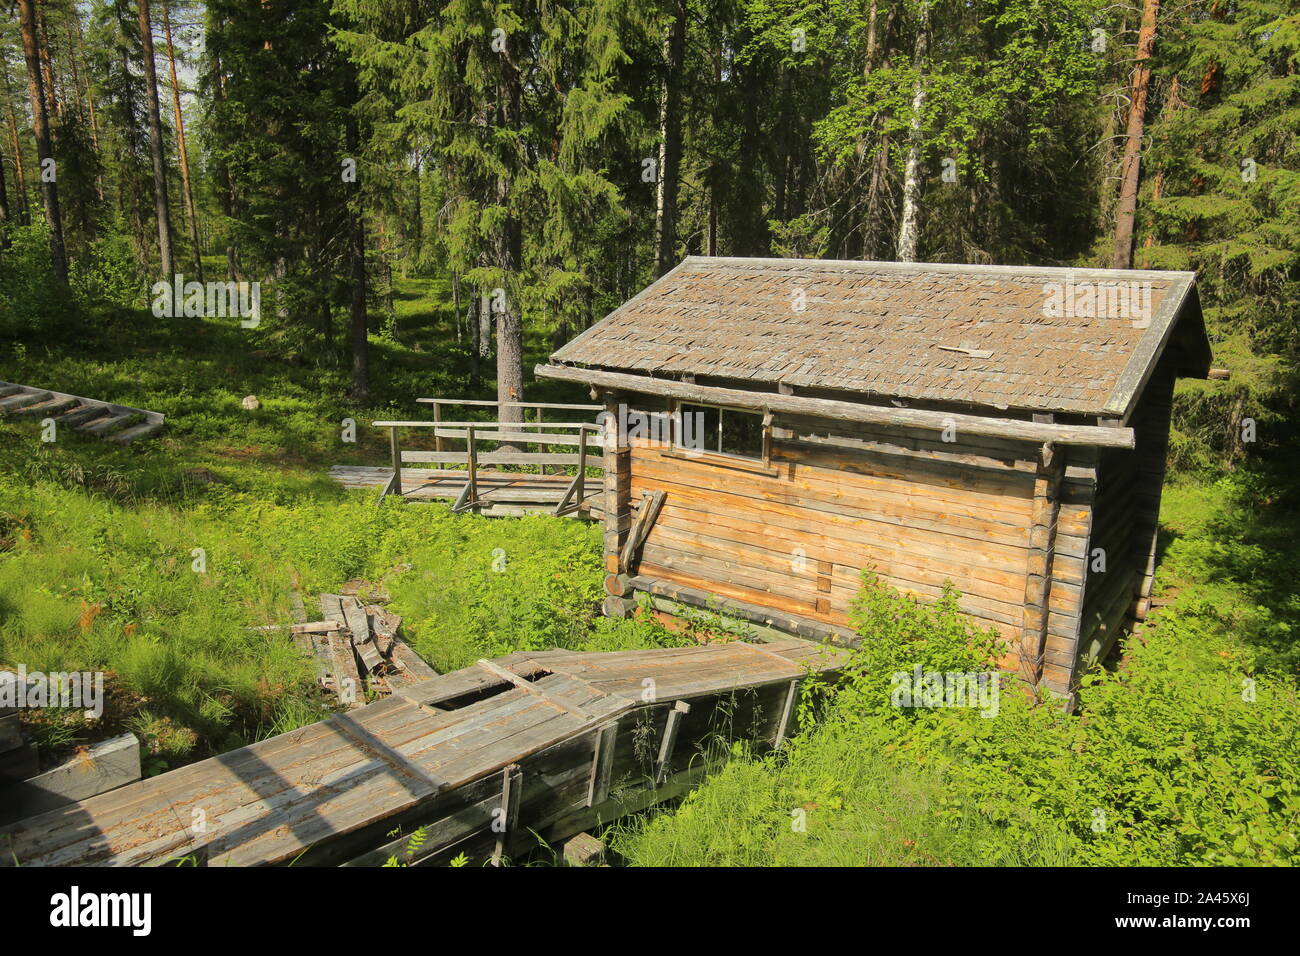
0;381;165;443
329;466;605;518
0;640;845;867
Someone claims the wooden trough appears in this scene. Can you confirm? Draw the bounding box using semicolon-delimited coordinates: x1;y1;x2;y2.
0;639;845;867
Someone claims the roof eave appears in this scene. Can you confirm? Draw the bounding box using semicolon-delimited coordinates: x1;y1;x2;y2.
1101;276;1212;424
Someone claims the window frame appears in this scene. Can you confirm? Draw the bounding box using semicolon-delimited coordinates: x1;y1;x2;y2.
669;399;774;471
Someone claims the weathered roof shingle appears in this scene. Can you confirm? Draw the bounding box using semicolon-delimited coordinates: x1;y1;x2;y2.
550;257;1210;417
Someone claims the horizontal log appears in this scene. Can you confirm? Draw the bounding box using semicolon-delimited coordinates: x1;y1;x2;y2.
630;575;859;647
537;365;1136;448
373;420;601;429
432;429;607;448
400;451;599;467
417;398;602;411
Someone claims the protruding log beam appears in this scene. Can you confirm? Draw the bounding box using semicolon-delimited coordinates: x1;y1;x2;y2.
537;365;1136;448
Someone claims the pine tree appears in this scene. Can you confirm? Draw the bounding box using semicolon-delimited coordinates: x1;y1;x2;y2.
17;0;68;281
1141;0;1300;348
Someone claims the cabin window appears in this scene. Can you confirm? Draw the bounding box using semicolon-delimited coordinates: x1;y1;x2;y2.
677;402;766;462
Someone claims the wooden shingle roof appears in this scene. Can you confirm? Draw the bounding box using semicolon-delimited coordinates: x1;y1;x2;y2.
550;257;1211;418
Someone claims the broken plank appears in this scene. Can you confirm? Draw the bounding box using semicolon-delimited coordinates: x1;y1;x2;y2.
389;636;439;682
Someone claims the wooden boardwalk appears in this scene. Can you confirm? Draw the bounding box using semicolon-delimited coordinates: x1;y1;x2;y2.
0;640;844;867
0;381;165;443
329;466;606;518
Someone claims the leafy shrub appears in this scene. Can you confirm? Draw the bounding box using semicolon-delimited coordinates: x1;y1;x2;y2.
623;565;1300;866
0;225;75;340
71;233;147;310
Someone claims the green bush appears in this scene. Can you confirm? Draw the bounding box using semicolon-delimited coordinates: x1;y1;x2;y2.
0;225;75;341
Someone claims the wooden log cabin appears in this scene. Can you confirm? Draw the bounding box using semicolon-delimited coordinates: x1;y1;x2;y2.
537;257;1212;704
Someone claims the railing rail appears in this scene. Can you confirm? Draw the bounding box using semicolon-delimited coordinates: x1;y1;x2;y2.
373;415;604;515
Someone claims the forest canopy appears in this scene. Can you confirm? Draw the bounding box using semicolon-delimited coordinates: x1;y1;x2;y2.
0;0;1296;461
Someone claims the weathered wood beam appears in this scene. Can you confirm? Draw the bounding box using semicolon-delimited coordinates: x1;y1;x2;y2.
1018;441;1066;687
536;365;1136;448
619;489;666;573
632;575;860;647
654;700;690;785
491;764;522;866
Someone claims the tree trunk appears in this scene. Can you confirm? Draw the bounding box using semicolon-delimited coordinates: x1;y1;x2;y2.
493;51;525;448
896;2;930;263
17;0;66;281
654;0;687;277
1111;0;1160;270
161;1;202;281
1;61;31;226
0;138;11;250
73;14;100;153
345;111;369;400
495;174;524;449
468;288;481;391
411;153;422;266
36;2;61;125
137;0;174;276
211;50;239;281
1141;74;1180;262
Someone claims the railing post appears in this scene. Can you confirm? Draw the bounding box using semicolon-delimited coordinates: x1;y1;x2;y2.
388;426;401;501
433;401;443;453
466;425;478;508
536;406;545;475
575;426;587;507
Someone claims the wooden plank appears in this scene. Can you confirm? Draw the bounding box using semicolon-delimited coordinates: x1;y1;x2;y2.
416;398;602;411
53;404;106;426
401;451;591;466
0;382;163;424
654;700;690;785
491;764;523;865
432;429;606;448
619;489;666;572
77;413;133;436
107;421;165;444
0;390;51;410
586;721;618;807
0;733;140;826
475;660;594;720
343;599;384;674
319;594;365;707
12;397;78;417
389;636;439;682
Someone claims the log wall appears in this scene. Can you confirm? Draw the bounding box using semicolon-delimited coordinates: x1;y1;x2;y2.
599;373;1179;702
1075;351;1178;668
603;393;1068;676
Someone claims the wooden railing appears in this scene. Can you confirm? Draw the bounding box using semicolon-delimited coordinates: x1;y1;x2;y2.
372;402;605;515
416;398;601;460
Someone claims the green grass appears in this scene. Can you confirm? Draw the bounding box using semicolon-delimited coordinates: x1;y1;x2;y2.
612;734;1075;866
0;278;676;772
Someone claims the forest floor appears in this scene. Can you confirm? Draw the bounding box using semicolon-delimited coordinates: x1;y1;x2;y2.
1;278;1296;865
0;277;681;778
